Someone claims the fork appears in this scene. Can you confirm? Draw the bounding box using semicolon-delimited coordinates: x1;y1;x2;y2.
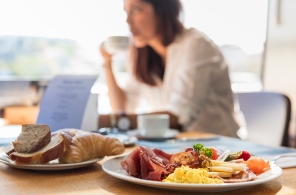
270;154;296;164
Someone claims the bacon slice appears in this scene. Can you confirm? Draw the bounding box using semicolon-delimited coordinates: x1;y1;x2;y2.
220;169;257;183
121;146;172;181
152;148;172;165
121;147;142;178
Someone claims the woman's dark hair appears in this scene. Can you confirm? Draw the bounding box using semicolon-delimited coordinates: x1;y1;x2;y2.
131;0;183;86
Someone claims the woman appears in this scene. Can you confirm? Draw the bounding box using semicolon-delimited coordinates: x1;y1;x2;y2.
99;0;242;138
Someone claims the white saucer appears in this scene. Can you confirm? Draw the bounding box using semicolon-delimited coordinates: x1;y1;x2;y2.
127;129;179;141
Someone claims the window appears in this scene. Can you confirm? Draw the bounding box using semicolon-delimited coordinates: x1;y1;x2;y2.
0;0;268;112
181;0;268;91
0;0;128;79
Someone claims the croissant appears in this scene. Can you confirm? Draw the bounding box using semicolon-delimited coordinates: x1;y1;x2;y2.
56;129;125;164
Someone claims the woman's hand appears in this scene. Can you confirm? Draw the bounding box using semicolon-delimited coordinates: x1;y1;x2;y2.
99;42;127;112
100;43;112;67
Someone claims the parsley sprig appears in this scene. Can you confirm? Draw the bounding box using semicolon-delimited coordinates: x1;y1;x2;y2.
193;143;213;158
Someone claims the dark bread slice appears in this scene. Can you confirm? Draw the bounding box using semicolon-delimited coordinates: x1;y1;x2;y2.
12;124;51;153
9;133;72;164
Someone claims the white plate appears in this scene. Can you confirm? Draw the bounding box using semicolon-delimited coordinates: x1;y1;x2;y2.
127;129;179;141
0;153;103;171
102;155;282;192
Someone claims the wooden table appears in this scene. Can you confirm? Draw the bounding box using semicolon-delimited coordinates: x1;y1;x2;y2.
1;132;296;195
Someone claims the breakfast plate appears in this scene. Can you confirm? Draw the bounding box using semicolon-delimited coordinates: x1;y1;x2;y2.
102;155;282;192
127;129;179;141
0;152;103;171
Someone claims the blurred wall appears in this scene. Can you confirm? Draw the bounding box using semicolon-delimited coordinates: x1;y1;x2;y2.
264;0;296;146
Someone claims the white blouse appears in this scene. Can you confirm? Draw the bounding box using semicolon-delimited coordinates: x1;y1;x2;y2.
122;28;241;138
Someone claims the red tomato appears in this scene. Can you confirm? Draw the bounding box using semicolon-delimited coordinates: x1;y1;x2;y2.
238;150;251;161
211;148;218;160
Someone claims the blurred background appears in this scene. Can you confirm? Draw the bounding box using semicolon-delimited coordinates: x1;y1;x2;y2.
0;0;295;144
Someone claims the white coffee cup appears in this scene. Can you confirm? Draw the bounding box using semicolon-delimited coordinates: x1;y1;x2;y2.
137;114;169;137
103;36;129;54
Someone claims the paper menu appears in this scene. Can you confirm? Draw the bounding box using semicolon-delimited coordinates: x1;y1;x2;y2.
36;75;98;132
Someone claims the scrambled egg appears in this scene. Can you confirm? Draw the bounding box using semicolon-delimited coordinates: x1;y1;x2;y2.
162;166;223;184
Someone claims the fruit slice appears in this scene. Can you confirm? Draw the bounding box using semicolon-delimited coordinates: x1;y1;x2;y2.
245;157;270;174
211;148;218;160
225;150;251;161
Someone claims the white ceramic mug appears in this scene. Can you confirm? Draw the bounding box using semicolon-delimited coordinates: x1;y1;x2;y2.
103;36;129;54
137;114;169;137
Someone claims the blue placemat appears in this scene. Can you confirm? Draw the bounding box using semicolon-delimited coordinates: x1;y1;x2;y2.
136;136;296;157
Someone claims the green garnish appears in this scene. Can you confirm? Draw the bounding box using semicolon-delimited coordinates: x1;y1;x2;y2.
193;143;204;152
225;151;242;161
193;143;213;158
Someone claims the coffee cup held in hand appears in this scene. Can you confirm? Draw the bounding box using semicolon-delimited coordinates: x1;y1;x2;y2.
103;36;129;54
137;114;169;137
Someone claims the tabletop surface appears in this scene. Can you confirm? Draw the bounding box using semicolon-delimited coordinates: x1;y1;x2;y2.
1;132;296;195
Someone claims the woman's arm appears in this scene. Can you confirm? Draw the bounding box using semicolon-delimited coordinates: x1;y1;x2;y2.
99;46;182;130
100;45;127;112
